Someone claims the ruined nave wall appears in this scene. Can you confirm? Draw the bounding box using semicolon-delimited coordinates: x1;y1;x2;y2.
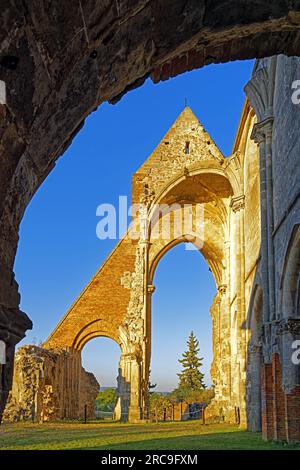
3;345;99;423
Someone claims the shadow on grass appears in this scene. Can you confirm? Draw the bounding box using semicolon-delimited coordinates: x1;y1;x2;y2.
2;422;300;451
70;432;300;451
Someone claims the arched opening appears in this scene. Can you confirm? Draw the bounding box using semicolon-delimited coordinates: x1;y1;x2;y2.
81;337;121;420
143;147;239;421
14;60;252;351
280;224;300;394
3;57;254;426
281;225;300;319
150;242;215;403
0;2;300;436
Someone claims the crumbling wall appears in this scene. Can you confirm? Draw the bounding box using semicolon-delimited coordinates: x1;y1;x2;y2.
79;368;100;420
3;345;99;423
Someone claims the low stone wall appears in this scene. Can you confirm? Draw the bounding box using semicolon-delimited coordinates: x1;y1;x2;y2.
205;401;239;425
3;345;99;423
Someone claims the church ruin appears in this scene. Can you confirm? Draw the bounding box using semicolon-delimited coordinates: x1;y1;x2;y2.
4;55;300;442
42;103;256;425
0;2;300;443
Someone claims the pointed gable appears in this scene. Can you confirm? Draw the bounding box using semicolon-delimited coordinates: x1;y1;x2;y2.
132;107;225;204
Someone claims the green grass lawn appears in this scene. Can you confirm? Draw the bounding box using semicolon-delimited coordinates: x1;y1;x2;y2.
1;421;300;450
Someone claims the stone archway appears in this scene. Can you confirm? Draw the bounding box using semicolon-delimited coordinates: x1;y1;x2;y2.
148;240;214;397
1;3;300;421
281;225;300;320
1;3;300;343
80;336;125;421
147;235;219;419
146;179;244;423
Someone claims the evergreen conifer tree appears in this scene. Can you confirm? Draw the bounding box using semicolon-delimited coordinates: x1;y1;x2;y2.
177;331;206;391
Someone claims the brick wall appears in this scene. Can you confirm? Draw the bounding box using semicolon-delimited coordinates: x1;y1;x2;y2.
262;353;300;442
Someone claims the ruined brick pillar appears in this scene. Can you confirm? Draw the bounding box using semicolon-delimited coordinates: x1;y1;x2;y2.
260;321;300;443
279;319;300;442
261;350;300;443
261;361;274;440
284;386;300;443
272;353;286;440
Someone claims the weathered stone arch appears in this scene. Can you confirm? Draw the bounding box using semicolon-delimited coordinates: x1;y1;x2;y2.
247;284;264;342
72;320;122;351
280;224;300;319
147;165;236;288
2;2;300;422
143;149;248;423
149;224;226;285
150;165;239;209
149;236;221;286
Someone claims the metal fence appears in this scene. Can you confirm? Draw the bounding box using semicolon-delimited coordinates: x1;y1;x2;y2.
149;403;207;423
95;410;114;420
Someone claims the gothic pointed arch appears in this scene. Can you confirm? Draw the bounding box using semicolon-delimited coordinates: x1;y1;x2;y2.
280;224;300;319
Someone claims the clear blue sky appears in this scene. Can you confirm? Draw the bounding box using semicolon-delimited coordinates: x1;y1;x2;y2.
15;59;254;391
